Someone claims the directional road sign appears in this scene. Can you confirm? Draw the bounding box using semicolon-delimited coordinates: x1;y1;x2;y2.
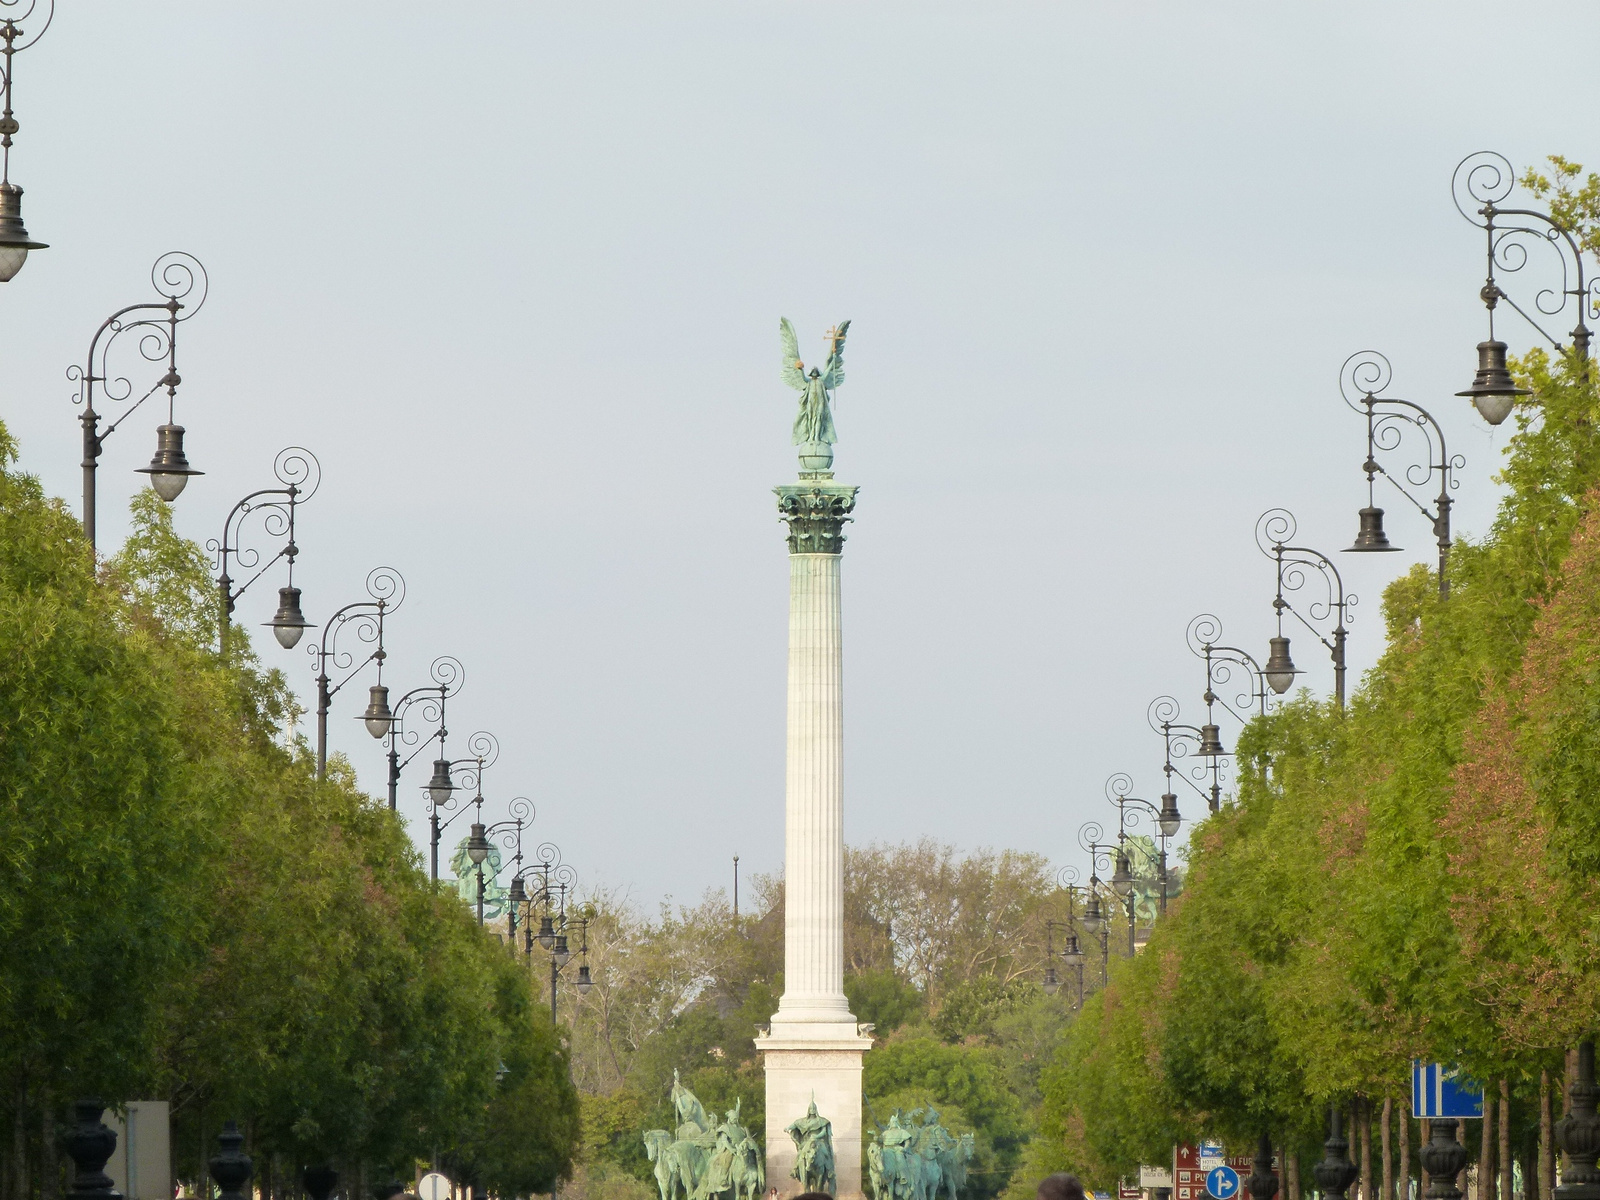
1206;1167;1240;1200
1412;1061;1484;1119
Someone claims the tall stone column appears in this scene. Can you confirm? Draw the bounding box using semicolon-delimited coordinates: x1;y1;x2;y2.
758;470;874;1200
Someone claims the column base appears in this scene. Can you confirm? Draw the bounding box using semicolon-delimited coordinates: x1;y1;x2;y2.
757;1026;874;1200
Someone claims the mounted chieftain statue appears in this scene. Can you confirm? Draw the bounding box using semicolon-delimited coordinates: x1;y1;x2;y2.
867;1106;975;1200
644;1072;765;1200
786;1097;836;1195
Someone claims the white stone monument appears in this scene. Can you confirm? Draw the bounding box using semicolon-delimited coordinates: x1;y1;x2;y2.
758;319;873;1200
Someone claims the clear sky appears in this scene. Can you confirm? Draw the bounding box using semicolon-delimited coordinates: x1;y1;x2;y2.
4;3;1595;906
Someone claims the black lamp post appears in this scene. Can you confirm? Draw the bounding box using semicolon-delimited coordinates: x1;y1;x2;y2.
1148;695;1218;825
424;730;497;883
1107;771;1180;920
1186;614;1273;811
1050;867;1090;1008
1314;1106;1361;1200
1452;150;1593;424
0;1;50;282
1556;1041;1600;1200
383;655;464;812
475;799;535;928
68;252;208;551
513;855;594;1023
1078;823;1120;978
207;446;320;655
1256;508;1356;711
308;566;404;780
1341;350;1464;599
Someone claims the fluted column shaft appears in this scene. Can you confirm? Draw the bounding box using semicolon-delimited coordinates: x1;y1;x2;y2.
783;551;846;1009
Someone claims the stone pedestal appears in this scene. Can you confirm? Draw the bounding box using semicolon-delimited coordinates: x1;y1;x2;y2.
758;476;873;1200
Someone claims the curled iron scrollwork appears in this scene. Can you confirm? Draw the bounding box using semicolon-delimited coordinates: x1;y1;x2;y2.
1104;772;1133;803
1056;864;1081;891
0;0;53;51
1452;150;1515;226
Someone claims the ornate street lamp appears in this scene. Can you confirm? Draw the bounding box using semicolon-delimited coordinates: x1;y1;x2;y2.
382;655;464;812
1453;150;1593;423
308;567;404;779
1185;615;1273;810
1257;509;1356;710
1341;350;1464;598
0;1;50;282
1149;695;1221;820
1555;1041;1600;1200
207;447;320;654
68;252;209;550
474;799;535;929
424;730;497;883
512;852;595;1021
1078;823;1120;977
1107;770;1180;919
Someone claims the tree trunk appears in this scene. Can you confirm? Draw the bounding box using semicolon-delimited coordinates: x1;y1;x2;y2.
1481;1084;1496;1200
1501;1081;1513;1200
40;1090;57;1200
13;1081;29;1200
1362;1097;1375;1200
1543;1069;1556;1200
1288;1152;1301;1200
1383;1096;1395;1200
1400;1107;1411;1200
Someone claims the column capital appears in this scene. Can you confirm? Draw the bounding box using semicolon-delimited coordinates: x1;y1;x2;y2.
775;480;859;555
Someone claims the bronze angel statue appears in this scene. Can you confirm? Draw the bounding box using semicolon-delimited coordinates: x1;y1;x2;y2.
780;318;850;452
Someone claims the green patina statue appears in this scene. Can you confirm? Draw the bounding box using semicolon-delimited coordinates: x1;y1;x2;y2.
780;318;850;471
866;1104;974;1200
644;1071;764;1200
787;1097;836;1195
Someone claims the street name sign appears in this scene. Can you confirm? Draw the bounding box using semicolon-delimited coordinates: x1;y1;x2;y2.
1140;1167;1175;1189
1412;1061;1484;1119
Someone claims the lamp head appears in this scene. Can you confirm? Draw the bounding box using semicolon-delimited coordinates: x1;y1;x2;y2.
1158;793;1182;838
1346;505;1401;553
1263;635;1300;696
575;963;594;995
1110;851;1134;898
553;933;571;967
466;822;490;866
1081;893;1104;935
1042;966;1060;995
0;183;47;283
137;423;203;501
425;758;454;806
1062;934;1085;966
538;914;556;950
507;875;527;904
264;585;314;650
361;684;393;738
1198;723;1227;757
1456;338;1531;426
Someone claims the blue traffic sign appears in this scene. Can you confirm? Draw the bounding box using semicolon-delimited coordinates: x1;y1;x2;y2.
1207;1167;1241;1200
1412;1061;1484;1119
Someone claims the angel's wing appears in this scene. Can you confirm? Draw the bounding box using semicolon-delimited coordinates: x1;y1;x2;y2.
820;319;850;390
779;318;807;392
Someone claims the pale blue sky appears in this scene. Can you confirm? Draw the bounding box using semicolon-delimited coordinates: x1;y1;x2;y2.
3;3;1594;905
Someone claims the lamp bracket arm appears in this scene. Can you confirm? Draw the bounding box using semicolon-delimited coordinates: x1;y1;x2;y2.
398;726;446;774
93;379;163;442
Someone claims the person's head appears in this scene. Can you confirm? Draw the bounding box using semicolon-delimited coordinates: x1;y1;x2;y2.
1037;1174;1087;1200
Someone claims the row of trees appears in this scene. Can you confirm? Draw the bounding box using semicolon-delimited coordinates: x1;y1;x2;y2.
1019;168;1600;1198
0;426;580;1200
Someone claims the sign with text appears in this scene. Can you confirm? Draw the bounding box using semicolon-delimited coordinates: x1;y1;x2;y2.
1174;1145;1278;1200
1412;1061;1484;1119
1140;1167;1175;1190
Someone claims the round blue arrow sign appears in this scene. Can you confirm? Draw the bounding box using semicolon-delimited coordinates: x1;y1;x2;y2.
1207;1168;1240;1200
